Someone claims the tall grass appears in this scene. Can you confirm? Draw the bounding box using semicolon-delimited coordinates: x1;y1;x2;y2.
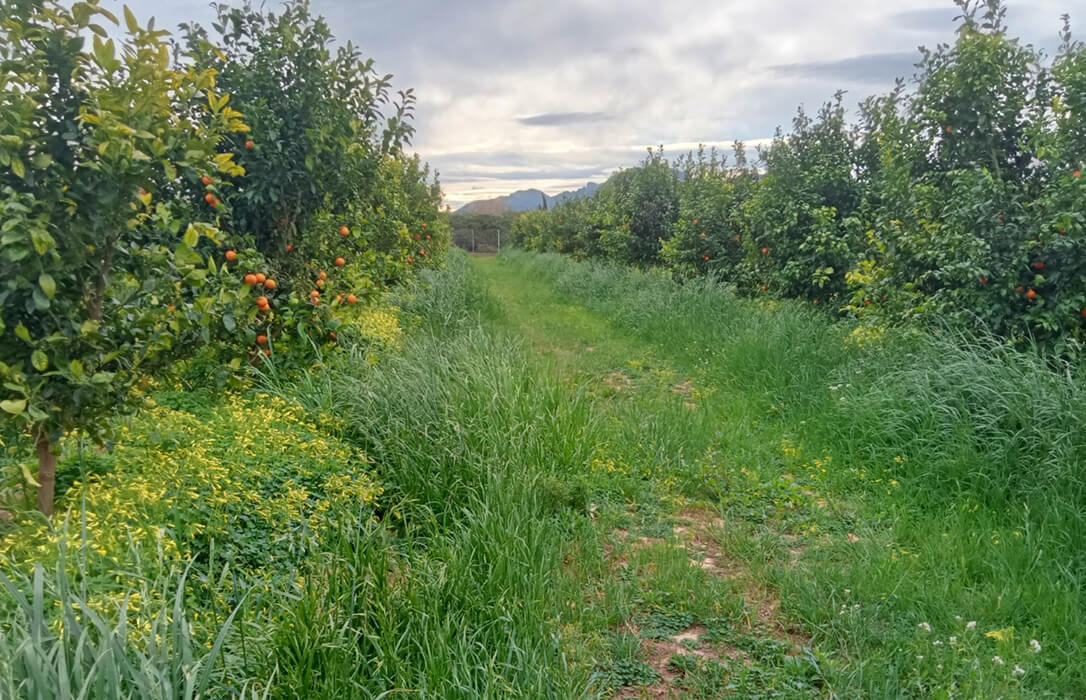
499;249;1086;696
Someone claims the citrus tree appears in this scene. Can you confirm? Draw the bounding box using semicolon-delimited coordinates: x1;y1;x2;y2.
0;0;248;513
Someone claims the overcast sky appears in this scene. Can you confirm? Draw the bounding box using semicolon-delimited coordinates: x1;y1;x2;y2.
120;0;1071;208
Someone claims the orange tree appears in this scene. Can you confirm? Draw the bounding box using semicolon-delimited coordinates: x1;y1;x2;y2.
661;144;756;281
846;0;1086;350
0;0;249;513
181;0;444;312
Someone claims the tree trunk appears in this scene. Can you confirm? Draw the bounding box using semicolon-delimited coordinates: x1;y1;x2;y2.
35;427;56;516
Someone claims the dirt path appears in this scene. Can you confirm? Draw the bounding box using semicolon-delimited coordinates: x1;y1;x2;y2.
471;256;823;698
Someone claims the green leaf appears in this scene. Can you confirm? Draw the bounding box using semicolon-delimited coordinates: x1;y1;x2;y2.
14;324;30;342
80;320;100;336
11;159;25;179
0;399;26;415
19;462;39;487
222;313;236;332
123;5;139;33
30;350;48;372
38;273;56;299
69;360;85;380
182;225;199;248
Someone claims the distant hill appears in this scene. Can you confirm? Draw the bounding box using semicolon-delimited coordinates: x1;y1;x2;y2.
456;182;600;214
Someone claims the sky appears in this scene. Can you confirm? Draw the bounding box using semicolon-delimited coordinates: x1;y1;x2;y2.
121;0;1071;209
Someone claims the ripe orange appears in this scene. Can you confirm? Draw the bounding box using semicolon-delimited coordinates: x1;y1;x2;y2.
1026;289;1038;300
1016;285;1024;294
414;234;421;240
262;346;271;356
204;192;216;205
256;295;269;307
761;247;769;255
339;225;350;236
980;277;988;284
245;140;255;150
702;254;710;261
201;175;213;186
335;257;346;267
700;232;706;238
243;273;258;285
286;244;294;252
1033;261;1045;270
346;293;357;304
335;294;343;303
407;256;414;264
256;334;268;345
864;299;871;306
693;219;699;225
264;278;277;289
425;234;431;240
254;273;266;283
225;250;237;262
316;278;325;288
319;271;328;281
421;222;427;228
1074;169;1082;178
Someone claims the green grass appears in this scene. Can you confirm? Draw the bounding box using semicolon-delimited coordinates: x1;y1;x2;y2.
1;248;1082;697
478;250;1085;698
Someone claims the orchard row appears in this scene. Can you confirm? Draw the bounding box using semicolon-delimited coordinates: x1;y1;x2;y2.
512;0;1086;352
0;0;448;512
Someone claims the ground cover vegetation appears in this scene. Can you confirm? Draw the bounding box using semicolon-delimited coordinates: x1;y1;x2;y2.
510;0;1086;355
1;0;1083;697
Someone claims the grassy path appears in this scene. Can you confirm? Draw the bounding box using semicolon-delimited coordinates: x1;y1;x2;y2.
466;252;1079;699
470;255;827;697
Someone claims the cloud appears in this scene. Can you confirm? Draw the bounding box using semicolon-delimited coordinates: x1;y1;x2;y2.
518;112;611;127
770;52;919;85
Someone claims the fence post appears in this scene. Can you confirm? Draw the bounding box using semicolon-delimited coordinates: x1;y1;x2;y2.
497;228;501;253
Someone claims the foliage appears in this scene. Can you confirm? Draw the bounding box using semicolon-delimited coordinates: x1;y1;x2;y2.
511;0;1086;353
0;0;445;513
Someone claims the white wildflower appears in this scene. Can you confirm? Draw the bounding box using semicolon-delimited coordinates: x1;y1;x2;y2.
949;636;958;644
1030;639;1041;653
918;622;932;632
933;640;943;646
966;620;977;630
993;656;1004;665
1013;665;1025;677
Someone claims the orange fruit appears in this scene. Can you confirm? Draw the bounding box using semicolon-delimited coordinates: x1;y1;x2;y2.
204;193;216;205
319;271;328;281
702;254;710;261
425;234;431;240
310;289;320;298
346;294;357;304
262;347;271;357
980;277;988;284
1074;170;1082;178
225;250;237;262
286;244;294;252
243;273;258;285
254;273;266;284
335;294;343;303
245;140;255;150
256;295;269;307
1026;289;1038;300
407;256;414;264
700;232;706;238
201;175;213;186
256;334;268;345
761;247;769;255
421;222;427;228
316;278;325;288
1033;261;1045;270
339;225;350;237
264;278;277;290
335;257;346;267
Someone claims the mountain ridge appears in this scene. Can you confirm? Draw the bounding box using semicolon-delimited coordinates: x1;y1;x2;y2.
455;182;600;214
